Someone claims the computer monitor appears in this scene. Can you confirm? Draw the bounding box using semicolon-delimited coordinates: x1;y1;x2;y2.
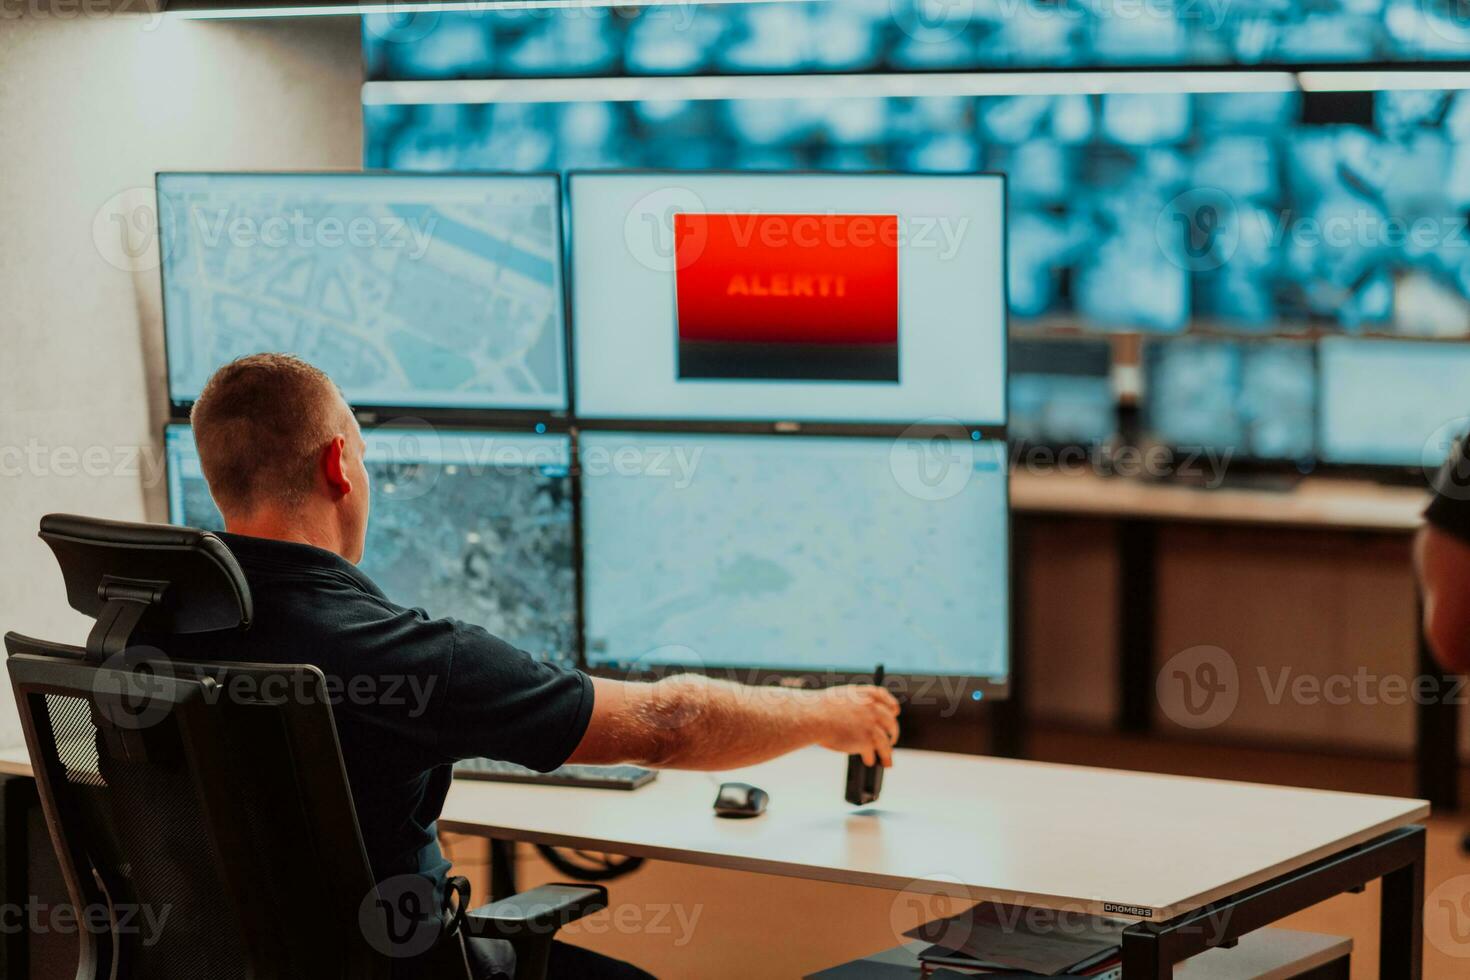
578;431;1009;686
1319;338;1470;469
1142;339;1316;464
1008;337;1115;448
164;423;578;664
157;172;569;414
569;172;1007;426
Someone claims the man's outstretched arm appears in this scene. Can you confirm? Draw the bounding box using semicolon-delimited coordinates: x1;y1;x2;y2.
567;674;901;771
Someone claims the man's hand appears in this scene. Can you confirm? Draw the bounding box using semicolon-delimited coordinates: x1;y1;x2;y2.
812;684;902;767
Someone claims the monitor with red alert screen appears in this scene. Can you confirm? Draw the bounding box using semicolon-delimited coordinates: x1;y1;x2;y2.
568;172;1007;426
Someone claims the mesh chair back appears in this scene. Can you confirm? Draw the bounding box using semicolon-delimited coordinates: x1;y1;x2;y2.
5;640;400;979
2;515;464;979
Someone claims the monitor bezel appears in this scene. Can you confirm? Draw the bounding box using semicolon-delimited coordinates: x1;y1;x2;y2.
571;425;1012;699
564;168;1009;438
155;169;575;426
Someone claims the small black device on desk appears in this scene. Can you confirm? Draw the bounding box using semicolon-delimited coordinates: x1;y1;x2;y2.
713;782;768;818
845;664;886;806
455;759;658;790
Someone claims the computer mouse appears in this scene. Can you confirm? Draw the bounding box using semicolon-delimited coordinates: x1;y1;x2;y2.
713;781;768;818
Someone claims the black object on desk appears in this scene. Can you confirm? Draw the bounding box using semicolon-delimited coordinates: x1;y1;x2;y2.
845;664;887;806
713;782;768;818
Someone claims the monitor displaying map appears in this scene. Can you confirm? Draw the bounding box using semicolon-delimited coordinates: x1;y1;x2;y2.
158;172;568;412
578;431;1009;680
165;424;578;664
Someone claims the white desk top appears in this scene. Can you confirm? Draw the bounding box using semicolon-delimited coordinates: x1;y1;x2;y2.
438;747;1425;922
1011;469;1427;533
0;745;1425;922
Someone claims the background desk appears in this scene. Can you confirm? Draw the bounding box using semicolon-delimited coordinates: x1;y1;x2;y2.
1008;471;1456;808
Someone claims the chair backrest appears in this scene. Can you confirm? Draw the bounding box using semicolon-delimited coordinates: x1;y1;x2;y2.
3;515;424;980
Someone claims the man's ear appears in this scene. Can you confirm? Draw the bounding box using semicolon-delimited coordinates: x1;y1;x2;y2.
322;435;353;499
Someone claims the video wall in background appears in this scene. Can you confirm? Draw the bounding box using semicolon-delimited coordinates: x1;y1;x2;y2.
363;2;1470;78
364;12;1470;337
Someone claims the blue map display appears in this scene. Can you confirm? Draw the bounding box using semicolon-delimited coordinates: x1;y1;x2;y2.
159;173;568;411
579;431;1009;679
165;424;578;664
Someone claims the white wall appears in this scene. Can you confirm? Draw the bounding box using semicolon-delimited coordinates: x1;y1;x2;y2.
0;12;363;746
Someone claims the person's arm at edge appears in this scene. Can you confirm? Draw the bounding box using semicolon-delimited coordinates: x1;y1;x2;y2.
566;674;900;771
1415;524;1470;674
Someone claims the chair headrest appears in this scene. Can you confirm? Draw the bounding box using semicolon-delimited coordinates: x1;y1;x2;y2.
39;514;252;634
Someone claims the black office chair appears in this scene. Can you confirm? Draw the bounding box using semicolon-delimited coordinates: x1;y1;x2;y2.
4;514;606;980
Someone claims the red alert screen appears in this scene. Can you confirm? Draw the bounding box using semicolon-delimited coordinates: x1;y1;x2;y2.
673;213;900;382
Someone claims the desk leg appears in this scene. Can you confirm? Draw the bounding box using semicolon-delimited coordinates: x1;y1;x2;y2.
1119;929;1170;980
1120;827;1424;980
1415;590;1460;811
1379;828;1425;980
489;838;518;901
1118;520;1157;734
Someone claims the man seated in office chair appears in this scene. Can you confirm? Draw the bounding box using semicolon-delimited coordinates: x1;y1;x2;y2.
162;352;901;980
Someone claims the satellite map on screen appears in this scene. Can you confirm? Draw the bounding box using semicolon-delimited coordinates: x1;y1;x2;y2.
165;425;577;664
579;432;1009;677
159;173;567;411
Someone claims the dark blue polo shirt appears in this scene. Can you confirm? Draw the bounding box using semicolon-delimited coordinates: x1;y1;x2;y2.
159;532;594;895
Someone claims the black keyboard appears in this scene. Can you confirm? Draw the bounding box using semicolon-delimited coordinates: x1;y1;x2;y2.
454;759;657;791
